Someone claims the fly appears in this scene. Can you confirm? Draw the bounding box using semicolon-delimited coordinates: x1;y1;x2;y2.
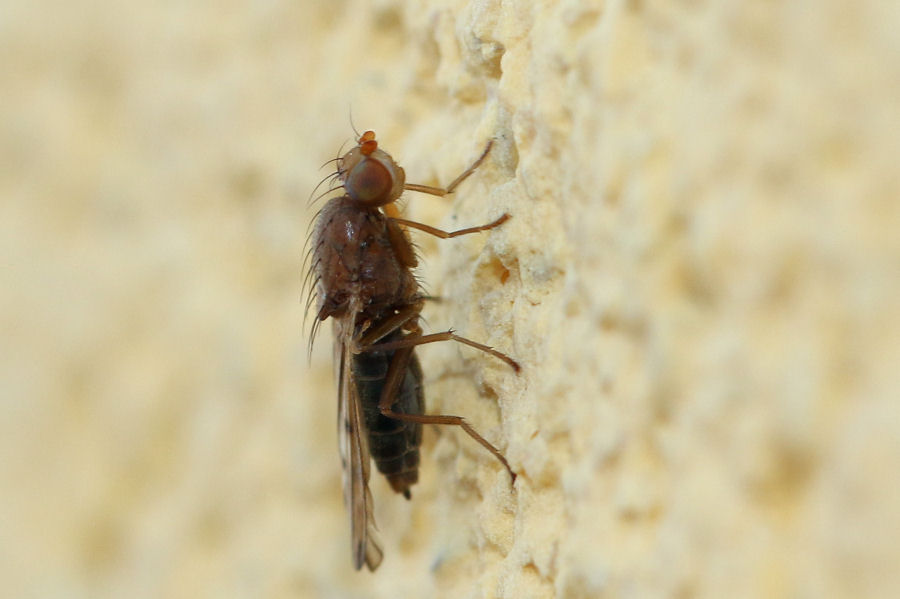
305;129;518;571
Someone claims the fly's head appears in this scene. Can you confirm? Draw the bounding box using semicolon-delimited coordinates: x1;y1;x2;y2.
338;131;406;207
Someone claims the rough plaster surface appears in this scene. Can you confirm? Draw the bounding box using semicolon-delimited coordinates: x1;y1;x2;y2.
3;1;899;597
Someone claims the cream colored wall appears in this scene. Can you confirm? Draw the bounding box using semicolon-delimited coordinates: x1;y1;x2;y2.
3;1;899;597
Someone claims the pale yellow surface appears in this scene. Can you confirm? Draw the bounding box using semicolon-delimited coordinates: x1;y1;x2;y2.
3;1;899;597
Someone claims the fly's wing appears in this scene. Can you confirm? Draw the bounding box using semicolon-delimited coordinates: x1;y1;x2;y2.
334;318;384;571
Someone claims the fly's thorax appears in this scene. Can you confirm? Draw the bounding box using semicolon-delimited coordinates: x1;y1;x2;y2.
338;132;406;207
312;196;419;322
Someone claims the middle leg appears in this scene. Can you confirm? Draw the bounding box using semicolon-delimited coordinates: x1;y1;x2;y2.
364;327;520;372
374;339;516;483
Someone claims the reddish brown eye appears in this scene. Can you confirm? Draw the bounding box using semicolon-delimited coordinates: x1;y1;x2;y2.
346;159;392;205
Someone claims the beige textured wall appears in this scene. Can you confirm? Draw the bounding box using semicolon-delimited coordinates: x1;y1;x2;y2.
3;1;899;597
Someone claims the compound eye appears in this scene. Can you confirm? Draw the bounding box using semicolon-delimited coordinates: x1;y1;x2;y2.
345;158;392;205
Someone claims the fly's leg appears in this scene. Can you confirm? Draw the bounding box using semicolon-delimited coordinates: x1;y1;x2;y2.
383;203;402;220
389;214;510;239
392;140;510;237
353;303;424;350
353;304;519;372
364;329;520;372
372;332;516;483
403;140;493;197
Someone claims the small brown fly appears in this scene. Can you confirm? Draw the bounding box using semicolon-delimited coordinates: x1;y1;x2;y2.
304;129;519;571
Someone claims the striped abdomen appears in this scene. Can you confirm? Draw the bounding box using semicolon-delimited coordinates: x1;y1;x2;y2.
351;331;424;498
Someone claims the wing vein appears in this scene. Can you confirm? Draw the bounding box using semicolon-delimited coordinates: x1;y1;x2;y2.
336;314;383;571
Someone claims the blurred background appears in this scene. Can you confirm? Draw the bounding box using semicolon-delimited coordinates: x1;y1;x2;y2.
2;1;900;598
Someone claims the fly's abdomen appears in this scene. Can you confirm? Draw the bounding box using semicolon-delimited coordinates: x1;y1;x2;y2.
352;333;424;499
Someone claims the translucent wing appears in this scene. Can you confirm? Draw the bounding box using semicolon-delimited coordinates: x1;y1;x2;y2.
335;317;383;571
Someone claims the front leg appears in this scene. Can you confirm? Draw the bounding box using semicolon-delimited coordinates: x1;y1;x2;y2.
403;140;493;197
389;213;510;239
